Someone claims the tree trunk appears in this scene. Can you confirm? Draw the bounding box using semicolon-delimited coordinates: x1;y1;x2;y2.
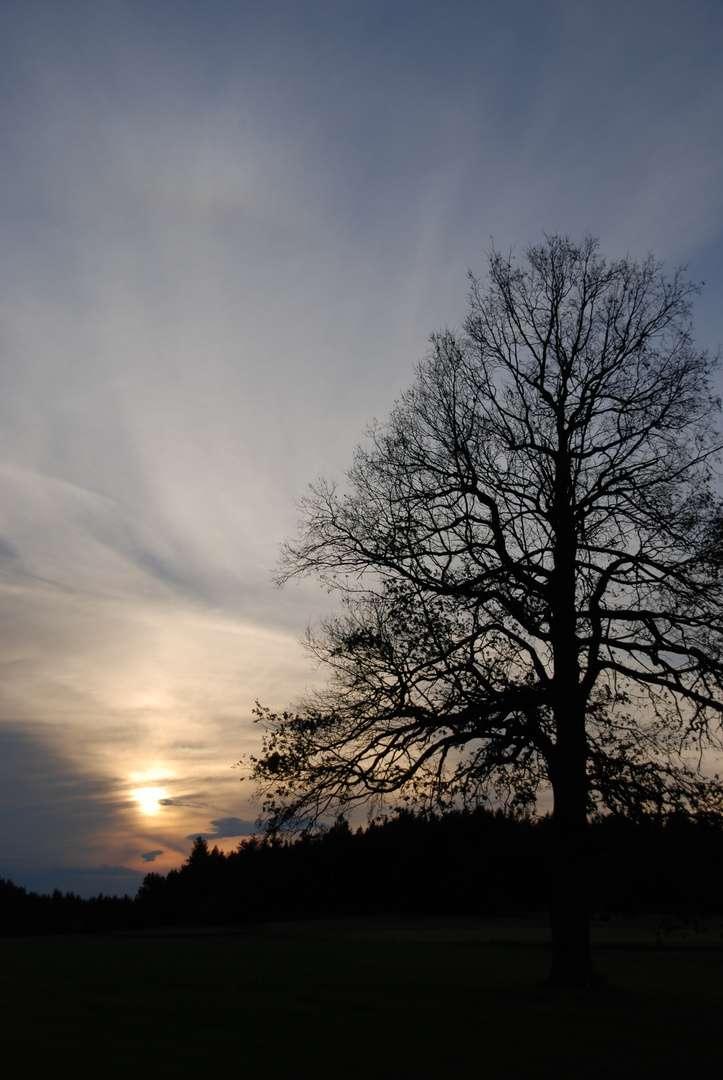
547;754;600;988
547;825;595;986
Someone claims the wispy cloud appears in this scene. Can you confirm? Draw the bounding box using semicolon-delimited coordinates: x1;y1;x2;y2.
140;850;164;864
186;818;260;841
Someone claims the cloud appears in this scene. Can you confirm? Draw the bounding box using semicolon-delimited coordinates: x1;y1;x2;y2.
159;796;207;809
140;850;164;863
0;727;126;850
186;817;259;841
0;534;17;561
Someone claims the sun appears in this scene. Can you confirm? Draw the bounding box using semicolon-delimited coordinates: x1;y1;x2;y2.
132;785;169;815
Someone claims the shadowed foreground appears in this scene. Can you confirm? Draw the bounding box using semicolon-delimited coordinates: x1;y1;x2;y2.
1;920;720;1078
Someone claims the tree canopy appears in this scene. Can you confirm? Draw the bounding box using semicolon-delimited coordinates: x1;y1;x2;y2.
244;235;723;983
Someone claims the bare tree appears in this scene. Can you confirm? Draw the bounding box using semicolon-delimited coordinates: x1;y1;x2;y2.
245;235;723;985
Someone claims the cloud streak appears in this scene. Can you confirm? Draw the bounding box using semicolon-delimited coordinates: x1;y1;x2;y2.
141;851;164;864
185;818;260;842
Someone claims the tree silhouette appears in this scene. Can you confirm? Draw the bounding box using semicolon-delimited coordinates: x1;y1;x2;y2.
245;235;723;985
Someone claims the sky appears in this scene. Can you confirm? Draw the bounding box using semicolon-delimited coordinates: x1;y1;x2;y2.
1;0;722;897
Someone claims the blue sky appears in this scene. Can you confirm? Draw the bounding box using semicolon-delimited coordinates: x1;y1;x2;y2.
1;0;722;896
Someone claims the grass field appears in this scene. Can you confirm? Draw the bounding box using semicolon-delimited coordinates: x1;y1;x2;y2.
1;917;721;1078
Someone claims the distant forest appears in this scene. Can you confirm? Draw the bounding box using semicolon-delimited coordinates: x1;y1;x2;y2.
2;808;723;935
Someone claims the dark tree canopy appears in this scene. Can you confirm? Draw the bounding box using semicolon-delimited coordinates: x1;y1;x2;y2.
245;235;723;984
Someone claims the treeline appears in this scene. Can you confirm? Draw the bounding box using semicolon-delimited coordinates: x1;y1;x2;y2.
0;879;134;936
2;808;723;935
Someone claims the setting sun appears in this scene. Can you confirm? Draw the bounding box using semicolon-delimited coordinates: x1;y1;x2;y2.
132;786;169;815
